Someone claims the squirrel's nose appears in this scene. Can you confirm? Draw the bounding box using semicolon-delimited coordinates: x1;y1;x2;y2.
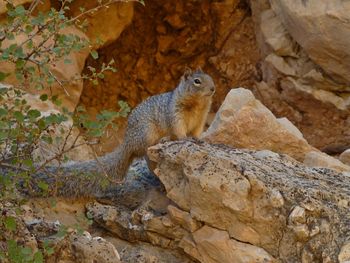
210;87;215;92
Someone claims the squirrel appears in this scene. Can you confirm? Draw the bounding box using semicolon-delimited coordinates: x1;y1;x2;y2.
29;68;216;197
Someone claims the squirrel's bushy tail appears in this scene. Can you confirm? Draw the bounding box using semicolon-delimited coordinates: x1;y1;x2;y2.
31;142;134;198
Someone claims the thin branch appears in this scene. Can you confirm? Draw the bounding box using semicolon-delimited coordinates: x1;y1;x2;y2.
91;149;124;184
28;0;42;14
48;70;70;96
33;141;87;173
66;0;138;24
0;162;30;172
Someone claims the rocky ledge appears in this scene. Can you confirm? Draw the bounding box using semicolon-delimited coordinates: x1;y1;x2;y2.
4;89;350;262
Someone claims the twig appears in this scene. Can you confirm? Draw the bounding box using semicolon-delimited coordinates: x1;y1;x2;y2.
91;149;124;184
48;70;70;96
66;0;137;24
0;162;30;172
33;141;87;173
28;0;42;14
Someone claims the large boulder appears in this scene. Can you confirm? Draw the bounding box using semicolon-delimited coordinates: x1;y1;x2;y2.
249;0;350;150
82;138;350;262
340;149;350;166
147;140;350;262
202;88;350;172
270;0;350;84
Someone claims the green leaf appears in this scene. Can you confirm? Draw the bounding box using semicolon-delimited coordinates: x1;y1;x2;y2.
23;159;33;167
8;44;17;52
7;240;20;261
37;119;47;130
40;94;48;101
6;32;15;40
1;49;10;59
83;120;100;129
0;108;7;117
21;246;32;256
51;95;62;106
33;251;44;263
4;216;16;231
15;5;26;16
6;3;15;11
76;105;86;112
15;59;25;69
90;50;99;60
25;25;33;34
88;129;103;137
14;47;26;59
28;109;41;119
0;131;8;140
13;111;24;123
38;181;49;191
0;71;10;81
42;135;53;144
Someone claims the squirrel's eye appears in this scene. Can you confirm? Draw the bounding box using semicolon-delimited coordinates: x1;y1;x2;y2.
193;78;201;86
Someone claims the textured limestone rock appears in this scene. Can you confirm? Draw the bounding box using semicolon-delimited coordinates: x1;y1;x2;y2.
270;0;350;84
69;232;121;263
67;1;134;49
104;234;195;263
202;88;350;172
189;225;274;263
167;205;202;233
340;149;350;166
250;0;350;150
148;139;350;262
0;202;121;263
86;201;150;243
202;87;311;160
339;242;350;263
304;151;350;172
259;9;296;57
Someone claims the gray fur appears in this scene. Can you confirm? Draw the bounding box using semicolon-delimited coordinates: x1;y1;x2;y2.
28;69;216;197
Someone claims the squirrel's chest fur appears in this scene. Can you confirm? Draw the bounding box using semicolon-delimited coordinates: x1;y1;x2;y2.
176;96;211;131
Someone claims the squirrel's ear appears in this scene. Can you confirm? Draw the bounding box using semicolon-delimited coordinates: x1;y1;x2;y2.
194;67;204;74
183;67;192;80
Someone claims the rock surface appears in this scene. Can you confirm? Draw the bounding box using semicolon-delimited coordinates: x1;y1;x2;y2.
147;139;350;262
66;0;134;49
270;0;350;84
0;201;121;263
250;0;350;150
202;88;350;172
340;149;350;166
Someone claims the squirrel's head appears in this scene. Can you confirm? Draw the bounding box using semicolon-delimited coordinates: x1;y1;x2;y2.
180;67;215;97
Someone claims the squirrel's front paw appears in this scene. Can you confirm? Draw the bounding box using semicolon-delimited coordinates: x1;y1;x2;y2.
184;136;200;142
159;136;171;143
